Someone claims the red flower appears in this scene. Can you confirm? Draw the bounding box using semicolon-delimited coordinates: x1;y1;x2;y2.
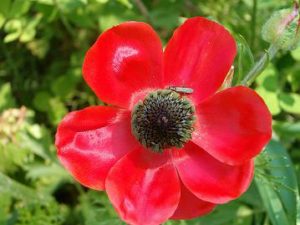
55;17;272;225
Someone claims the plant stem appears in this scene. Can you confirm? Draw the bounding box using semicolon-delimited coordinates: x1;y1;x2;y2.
52;0;75;37
250;0;257;48
133;0;151;22
241;44;278;86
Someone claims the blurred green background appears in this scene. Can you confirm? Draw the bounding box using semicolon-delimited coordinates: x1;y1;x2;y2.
0;0;299;224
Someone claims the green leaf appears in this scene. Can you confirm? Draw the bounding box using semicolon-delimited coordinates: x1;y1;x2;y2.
0;0;11;17
268;140;298;224
15;200;67;225
19;132;51;160
297;195;300;225
19;14;42;42
19;27;36;42
287;70;300;92
279;92;300;114
48;98;67;125
3;19;22;42
0;14;5;29
291;47;300;61
4;31;20;42
0;171;52;203
235;35;255;85
255;180;290;225
194;202;253;225
256;140;299;225
56;0;87;12
273;121;300;138
255;65;280;115
99;13;124;31
31;0;53;5
95;0;109;3
8;0;31;17
0;194;11;222
256;87;280;115
80;191;121;225
25;164;69;182
255;65;278;91
26;39;49;59
0;83;16;111
150;7;179;29
33;91;51;112
50;72;81;99
117;0;132;8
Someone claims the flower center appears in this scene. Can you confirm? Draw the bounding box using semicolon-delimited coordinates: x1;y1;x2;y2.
131;89;195;153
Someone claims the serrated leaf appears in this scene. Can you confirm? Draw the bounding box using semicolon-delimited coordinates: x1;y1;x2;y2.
0;171;52;203
19;132;50;160
25;164;69;181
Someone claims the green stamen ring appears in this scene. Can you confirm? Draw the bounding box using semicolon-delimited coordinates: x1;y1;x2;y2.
131;89;195;153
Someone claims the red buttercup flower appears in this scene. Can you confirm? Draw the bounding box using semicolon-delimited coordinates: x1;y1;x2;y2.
55;17;272;225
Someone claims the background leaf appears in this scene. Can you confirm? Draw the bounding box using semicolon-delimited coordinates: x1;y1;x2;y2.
255;140;299;225
0;0;299;224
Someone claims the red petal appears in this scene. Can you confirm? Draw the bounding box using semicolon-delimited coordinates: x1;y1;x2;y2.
106;148;180;225
163;17;236;104
172;142;254;204
83;22;163;108
55;106;138;190
171;182;216;220
193;86;272;165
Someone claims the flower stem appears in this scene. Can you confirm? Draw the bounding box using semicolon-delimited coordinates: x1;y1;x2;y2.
133;0;151;22
241;44;279;86
250;0;257;48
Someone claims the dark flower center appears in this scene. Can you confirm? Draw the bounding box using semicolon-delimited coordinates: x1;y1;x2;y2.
131;89;195;153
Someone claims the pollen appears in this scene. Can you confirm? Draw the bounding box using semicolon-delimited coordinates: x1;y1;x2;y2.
131;90;195;153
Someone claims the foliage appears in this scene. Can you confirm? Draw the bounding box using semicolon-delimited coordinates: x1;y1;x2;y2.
0;0;299;225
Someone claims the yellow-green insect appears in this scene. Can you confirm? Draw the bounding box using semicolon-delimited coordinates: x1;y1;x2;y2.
168;86;194;94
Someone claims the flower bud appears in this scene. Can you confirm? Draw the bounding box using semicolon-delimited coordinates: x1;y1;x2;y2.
262;3;300;50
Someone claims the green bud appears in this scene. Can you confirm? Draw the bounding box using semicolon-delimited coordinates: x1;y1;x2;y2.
262;3;300;51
